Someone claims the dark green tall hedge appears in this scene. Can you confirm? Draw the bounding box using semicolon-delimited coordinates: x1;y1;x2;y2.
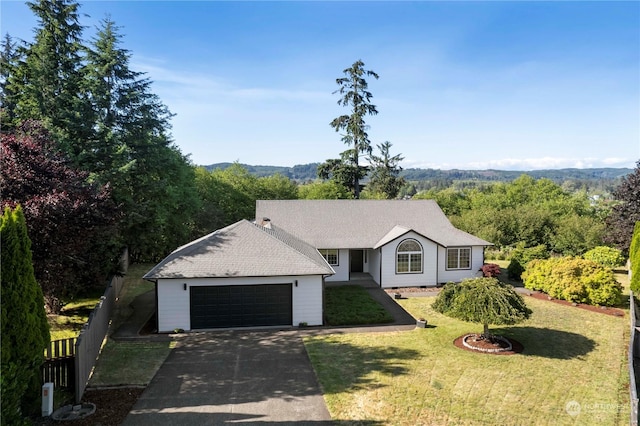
1;206;50;423
631;222;640;293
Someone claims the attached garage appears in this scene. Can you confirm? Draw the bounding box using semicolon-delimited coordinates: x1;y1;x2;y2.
190;284;292;329
144;220;334;332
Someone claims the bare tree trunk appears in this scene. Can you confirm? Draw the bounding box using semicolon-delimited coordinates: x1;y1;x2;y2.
483;322;490;339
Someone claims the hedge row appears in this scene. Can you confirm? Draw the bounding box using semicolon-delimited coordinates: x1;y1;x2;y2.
631;222;640;293
522;257;622;306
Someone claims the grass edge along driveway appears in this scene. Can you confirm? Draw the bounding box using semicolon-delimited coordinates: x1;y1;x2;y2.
304;296;630;426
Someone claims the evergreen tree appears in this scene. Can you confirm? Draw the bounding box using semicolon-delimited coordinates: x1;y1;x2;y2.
84;17;200;262
630;222;640;293
328;59;379;198
1;205;50;423
14;0;92;158
366;141;405;199
0;33;23;132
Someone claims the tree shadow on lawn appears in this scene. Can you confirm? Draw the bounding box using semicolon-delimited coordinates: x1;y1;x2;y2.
491;326;596;359
305;336;421;394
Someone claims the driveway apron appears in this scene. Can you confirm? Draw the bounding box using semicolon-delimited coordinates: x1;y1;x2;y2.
123;330;332;425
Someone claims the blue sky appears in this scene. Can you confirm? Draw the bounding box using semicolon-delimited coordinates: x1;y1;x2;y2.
2;1;639;170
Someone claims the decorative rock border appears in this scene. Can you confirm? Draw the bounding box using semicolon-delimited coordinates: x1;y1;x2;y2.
462;334;512;353
51;403;96;421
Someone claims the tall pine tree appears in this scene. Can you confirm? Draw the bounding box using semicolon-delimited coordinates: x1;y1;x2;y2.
84;17;199;261
14;0;92;159
328;59;379;198
0;34;23;133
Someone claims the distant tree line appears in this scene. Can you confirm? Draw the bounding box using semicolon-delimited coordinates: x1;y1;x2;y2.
206;162;631;193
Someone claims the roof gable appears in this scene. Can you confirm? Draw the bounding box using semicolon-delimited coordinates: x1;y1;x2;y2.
255;200;492;248
144;220;334;279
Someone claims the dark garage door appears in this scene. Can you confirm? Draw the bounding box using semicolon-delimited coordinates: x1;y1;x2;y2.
190;284;292;329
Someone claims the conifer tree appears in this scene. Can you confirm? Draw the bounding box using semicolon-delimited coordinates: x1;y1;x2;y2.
0;34;22;132
328;59;379;198
14;0;92;158
1;205;50;422
367;141;405;199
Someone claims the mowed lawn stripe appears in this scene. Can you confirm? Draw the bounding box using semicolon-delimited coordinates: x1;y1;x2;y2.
304;296;629;425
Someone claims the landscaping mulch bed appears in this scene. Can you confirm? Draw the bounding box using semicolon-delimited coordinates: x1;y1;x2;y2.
453;334;524;355
523;290;625;317
35;387;143;425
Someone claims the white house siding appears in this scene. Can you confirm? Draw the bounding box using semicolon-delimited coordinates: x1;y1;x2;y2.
379;232;438;288
437;246;485;283
156;275;323;332
324;249;350;282
157;279;191;332
369;249;382;284
291;275;323;326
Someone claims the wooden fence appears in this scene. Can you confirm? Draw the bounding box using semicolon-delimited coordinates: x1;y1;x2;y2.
42;249;128;403
42;338;76;389
74;274;123;403
629;290;639;426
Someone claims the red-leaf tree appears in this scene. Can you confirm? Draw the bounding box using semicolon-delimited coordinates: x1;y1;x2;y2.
1;121;120;312
605;160;640;255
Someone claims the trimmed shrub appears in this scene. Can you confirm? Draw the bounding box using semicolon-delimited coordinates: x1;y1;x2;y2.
480;263;502;278
507;244;549;280
522;257;621;306
583;246;625;268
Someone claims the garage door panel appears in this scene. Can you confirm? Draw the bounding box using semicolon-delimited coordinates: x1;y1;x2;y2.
190;284;292;329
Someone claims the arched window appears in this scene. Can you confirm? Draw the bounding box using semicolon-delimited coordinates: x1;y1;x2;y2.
396;239;422;274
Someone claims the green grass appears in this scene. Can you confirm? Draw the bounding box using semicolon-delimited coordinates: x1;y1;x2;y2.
47;264;157;341
89;340;176;387
305;296;629;425
86;263;175;387
48;290;105;340
325;285;394;326
109;263;156;333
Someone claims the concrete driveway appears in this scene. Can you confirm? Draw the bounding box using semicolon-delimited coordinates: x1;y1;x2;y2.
122;330;332;425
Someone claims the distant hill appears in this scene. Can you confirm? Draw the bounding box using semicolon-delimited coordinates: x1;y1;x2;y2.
203;162;320;180
202;162;632;188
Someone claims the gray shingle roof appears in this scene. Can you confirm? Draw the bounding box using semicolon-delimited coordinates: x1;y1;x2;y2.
255;199;493;249
143;219;335;279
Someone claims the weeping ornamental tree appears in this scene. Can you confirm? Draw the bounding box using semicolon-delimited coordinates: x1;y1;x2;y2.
433;278;531;339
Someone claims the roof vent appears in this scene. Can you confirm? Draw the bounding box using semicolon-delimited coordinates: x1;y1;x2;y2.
260;217;272;229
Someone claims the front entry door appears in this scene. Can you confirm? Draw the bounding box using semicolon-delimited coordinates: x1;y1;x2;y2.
350;250;364;273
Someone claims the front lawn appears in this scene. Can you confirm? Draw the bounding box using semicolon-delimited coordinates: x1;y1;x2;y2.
88;263;174;387
324;285;394;326
305;296;629;425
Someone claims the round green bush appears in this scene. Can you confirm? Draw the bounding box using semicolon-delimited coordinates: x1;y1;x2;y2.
583;246;625;268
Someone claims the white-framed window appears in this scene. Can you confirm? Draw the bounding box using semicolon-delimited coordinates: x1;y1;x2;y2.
396;239;422;274
319;249;339;266
447;247;471;270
